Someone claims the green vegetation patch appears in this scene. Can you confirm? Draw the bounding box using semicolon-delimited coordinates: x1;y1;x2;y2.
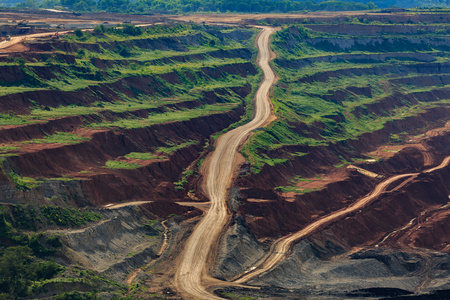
243;23;450;175
174;169;194;191
23;132;90;145
156;140;198;155
40;205;102;227
0;145;20;156
0;204;102;298
104;160;142;169
0;112;38;126
7;172;43;190
90;103;239;129
124;152;166;160
274;186;318;194
0;246;64;299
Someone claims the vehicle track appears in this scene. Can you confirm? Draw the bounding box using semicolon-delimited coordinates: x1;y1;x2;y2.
233;155;450;284
173;27;276;299
0;31;70;51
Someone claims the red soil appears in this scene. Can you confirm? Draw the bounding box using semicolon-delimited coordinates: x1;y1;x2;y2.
238;112;450;242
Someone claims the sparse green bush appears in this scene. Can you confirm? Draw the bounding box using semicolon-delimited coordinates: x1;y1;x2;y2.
40;206;102;227
115;44;131;57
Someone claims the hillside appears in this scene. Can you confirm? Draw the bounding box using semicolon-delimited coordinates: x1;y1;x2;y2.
0;22;261;299
217;12;450;300
0;9;449;300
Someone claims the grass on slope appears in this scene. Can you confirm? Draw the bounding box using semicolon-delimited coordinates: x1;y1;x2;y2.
125;152;165;160
242;24;450;174
89;103;239;129
23;132;89;144
104;160;142;169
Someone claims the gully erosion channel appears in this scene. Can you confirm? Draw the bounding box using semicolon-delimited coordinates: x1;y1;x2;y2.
174;27;277;299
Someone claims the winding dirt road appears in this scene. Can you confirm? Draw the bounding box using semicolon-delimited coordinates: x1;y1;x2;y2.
174;26;276;299
0;31;70;51
234;155;450;284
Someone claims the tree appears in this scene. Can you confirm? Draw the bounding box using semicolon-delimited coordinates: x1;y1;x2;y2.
74;29;83;38
73;0;90;11
367;1;377;9
0;246;32;298
15;0;39;8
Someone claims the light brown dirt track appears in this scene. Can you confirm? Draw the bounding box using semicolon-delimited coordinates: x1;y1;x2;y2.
174;26;277;300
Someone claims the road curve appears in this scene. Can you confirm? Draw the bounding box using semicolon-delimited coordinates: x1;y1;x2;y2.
234;155;450;283
174;27;277;299
0;31;71;50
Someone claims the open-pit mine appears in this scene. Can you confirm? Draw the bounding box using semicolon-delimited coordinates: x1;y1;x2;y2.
0;8;449;300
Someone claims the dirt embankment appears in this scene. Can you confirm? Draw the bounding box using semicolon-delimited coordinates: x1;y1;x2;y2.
296;61;450;84
60;201;201;284
3;104;245;206
223;133;450;297
255;12;450;26
0;85;250;143
275;52;439;69
239;170;377;238
308;36;450;52
0;24;34;36
304;24;447;36
309;155;450;252
0;28;258;206
308;84;450;113
27;28;254;53
88;48;253;70
0;52;76;64
351;87;450;119
241;103;449;191
237;107;450;239
389;74;450;87
0;61;257;114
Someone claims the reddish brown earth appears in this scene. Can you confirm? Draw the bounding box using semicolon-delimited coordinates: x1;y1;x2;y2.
0;62;256;114
0;13;449;298
1;105;247;205
309;157;450;253
237;116;450;244
0;27;258;206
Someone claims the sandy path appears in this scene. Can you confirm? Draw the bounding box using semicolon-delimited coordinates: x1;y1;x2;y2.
174;26;276;300
234;155;450;283
0;31;71;50
104;201;152;209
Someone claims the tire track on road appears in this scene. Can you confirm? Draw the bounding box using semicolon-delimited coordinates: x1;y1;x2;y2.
174;27;277;299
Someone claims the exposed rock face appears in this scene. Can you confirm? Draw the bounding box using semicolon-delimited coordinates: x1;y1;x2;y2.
62;207;162;283
249;240;450;297
213;215;265;281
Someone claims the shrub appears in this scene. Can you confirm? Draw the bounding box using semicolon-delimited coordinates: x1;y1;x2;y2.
115;45;131;57
122;24;142;36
